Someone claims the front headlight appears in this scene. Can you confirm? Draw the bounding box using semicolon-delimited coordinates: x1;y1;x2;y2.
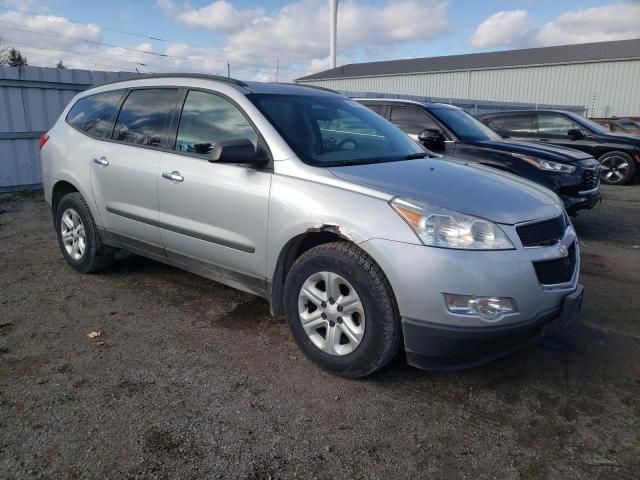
512;153;576;173
390;198;514;250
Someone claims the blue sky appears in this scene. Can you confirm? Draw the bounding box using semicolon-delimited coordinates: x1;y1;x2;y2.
1;0;639;80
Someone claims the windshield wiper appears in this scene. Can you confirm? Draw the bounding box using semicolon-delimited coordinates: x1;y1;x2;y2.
402;152;430;160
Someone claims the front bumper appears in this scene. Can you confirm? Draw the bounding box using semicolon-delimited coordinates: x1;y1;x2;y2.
561;190;601;215
557;160;601;214
404;285;583;370
359;227;582;370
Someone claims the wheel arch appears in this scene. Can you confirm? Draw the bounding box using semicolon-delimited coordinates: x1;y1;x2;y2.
51;180;79;214
268;225;399;317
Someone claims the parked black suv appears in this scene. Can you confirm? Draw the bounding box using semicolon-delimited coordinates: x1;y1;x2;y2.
358;99;601;214
478;110;640;185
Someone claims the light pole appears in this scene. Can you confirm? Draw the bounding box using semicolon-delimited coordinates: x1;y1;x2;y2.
329;0;338;69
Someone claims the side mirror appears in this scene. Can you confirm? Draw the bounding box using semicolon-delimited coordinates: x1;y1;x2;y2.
208;138;268;165
567;129;585;140
417;128;445;149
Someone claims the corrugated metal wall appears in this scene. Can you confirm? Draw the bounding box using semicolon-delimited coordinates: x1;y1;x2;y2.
0;65;134;192
299;60;640;117
337;90;585;116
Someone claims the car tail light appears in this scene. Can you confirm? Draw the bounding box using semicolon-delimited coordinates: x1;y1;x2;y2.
39;134;49;150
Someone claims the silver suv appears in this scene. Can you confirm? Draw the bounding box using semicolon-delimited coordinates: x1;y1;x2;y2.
41;74;583;377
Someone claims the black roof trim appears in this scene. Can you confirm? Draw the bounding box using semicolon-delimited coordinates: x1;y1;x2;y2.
90;73;249;89
297;38;640;81
279;82;341;94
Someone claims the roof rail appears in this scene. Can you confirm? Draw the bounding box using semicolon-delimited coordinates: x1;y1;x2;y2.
284;82;341;94
91;73;249;89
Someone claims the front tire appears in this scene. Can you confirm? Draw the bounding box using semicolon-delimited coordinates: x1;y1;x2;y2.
284;242;402;378
55;192;114;273
599;151;636;185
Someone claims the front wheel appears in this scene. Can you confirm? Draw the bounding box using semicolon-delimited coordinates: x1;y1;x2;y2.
599;151;636;185
284;242;402;378
55;192;114;273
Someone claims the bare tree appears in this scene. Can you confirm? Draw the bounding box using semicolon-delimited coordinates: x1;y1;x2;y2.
0;38;9;65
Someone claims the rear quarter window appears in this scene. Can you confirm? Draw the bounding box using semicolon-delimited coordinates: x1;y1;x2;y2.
65;90;125;137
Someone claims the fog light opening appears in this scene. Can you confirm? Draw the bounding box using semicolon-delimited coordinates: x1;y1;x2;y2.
444;294;517;321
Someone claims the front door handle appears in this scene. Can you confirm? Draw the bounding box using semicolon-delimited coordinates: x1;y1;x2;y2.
162;171;184;183
93;156;109;166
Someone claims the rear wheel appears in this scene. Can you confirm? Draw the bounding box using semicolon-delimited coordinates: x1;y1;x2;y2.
55;192;114;273
598;151;636;185
284;242;401;378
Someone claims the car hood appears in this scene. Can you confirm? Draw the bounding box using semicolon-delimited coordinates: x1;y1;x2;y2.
469;139;593;162
329;158;563;225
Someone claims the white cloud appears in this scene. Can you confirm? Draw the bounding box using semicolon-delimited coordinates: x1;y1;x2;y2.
471;3;640;50
158;0;265;33
156;0;449;76
534;3;640;46
0;11;101;50
1;0;450;81
470;10;528;48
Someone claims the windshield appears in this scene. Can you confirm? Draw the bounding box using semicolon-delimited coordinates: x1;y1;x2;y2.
429;107;503;142
566;112;610;134
247;93;424;166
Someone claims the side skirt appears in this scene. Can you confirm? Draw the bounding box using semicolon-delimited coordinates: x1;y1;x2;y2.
98;228;269;299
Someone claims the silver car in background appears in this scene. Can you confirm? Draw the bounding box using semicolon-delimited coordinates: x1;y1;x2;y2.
40;74;583;377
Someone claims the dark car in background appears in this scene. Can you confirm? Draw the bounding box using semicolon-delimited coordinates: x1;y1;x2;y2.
478;110;640;185
590;118;640;136
357;99;600;215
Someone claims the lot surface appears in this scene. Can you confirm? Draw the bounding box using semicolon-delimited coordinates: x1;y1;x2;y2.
1;185;639;480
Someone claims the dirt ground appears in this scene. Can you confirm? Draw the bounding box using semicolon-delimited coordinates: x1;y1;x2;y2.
0;185;639;480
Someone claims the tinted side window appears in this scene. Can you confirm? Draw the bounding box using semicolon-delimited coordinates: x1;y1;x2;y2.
503;115;536;133
537;114;581;136
390;107;438;135
486;117;505;130
175;90;257;155
112;88;180;147
363;104;386;116
66;90;124;137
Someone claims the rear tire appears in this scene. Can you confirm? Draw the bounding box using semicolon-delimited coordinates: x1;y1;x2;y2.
284;242;402;378
598;151;636;185
55;192;114;273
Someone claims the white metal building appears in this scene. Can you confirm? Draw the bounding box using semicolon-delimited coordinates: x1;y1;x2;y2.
296;39;640;117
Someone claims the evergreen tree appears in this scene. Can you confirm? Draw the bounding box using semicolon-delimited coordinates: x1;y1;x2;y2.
8;48;28;67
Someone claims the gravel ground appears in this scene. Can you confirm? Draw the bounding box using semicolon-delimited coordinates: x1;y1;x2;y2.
0;185;639;480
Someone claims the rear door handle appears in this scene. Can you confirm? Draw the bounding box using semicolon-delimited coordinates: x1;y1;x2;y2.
162;171;184;183
93;156;109;166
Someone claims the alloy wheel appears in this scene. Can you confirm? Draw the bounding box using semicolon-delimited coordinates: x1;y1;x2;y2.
61;208;86;260
600;155;630;183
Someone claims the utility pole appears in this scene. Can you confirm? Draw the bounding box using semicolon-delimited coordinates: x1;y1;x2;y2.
276;58;280;83
329;0;338;69
227;62;230;78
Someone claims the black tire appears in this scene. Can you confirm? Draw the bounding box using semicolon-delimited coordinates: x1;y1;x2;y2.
55;192;114;273
598;151;636;185
284;241;402;378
